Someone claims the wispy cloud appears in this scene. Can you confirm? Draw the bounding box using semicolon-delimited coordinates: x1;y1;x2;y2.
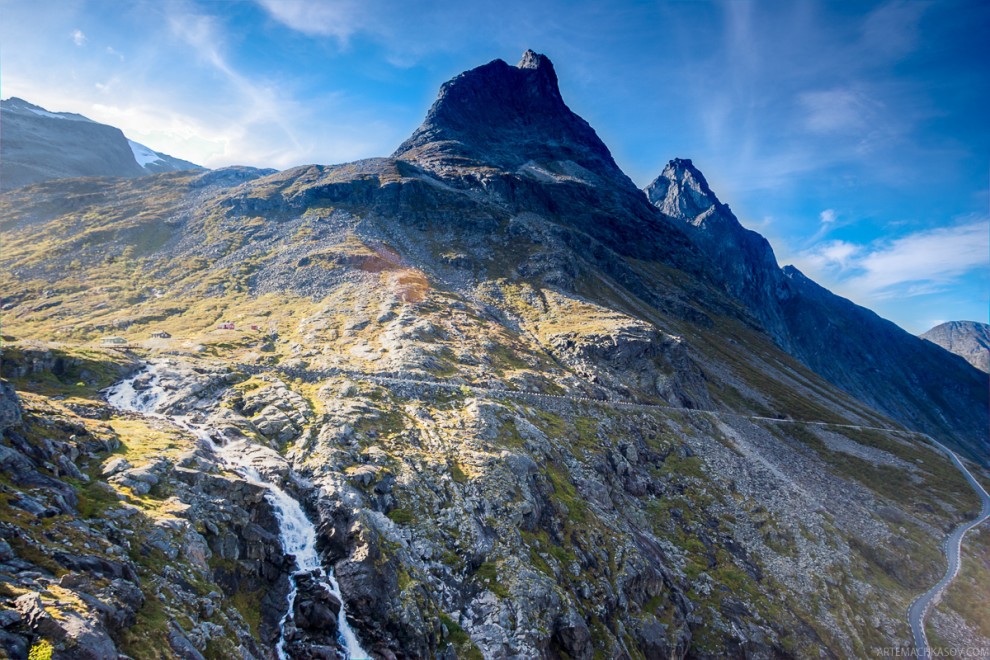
255;0;370;42
799;87;882;134
164;5;309;164
791;220;990;302
819;209;836;224
859;0;927;61
71;29;86;46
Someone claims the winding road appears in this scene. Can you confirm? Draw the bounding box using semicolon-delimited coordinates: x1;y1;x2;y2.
907;437;990;658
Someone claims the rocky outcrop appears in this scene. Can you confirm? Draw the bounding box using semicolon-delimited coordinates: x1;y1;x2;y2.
0;381;22;436
646;158;789;337
0;365;292;659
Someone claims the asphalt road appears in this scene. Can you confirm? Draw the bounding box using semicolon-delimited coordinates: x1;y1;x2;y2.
908;436;990;658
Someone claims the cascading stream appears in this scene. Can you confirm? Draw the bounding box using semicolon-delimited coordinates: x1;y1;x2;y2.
106;364;370;660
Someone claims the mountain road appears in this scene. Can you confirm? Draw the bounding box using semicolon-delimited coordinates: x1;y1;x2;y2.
908;437;990;658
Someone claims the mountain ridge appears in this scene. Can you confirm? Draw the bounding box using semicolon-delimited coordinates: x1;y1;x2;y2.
647;158;988;463
0;97;204;192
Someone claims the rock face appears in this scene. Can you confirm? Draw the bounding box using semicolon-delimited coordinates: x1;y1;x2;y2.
394;50;625;183
645;158;787;335
0;97;203;192
0;355;290;659
647;158;989;463
921;321;990;373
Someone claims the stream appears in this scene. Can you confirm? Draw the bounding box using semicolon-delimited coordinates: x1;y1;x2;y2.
106;364;370;660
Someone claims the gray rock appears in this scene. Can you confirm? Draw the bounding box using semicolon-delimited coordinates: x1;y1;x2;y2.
0;381;22;435
101;456;132;477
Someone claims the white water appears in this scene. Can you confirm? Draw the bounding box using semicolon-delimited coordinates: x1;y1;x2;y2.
106;365;370;660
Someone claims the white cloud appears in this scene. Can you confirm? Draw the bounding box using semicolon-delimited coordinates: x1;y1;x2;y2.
851;221;989;296
71;29;86;46
819;209;836;224
255;0;368;41
105;46;125;61
791;220;990;303
799;87;881;134
795;239;861;273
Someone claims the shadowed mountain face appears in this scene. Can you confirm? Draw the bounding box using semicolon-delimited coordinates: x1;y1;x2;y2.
921;321;990;373
647;159;989;463
0;97;202;192
394;50;625;182
392;50;706;282
2;51;989;658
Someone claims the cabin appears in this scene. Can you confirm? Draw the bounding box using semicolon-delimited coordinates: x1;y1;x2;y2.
217;322;235;330
150;331;171;339
101;336;128;347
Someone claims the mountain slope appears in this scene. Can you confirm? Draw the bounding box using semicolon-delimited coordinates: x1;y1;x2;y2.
646;159;989;463
0;97;204;191
921;321;990;373
1;51;988;658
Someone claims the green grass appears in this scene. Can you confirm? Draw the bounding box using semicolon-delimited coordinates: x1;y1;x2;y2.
450;461;468;483
387;508;416;524
473;561;510;598
230;587;265;639
27;639;54;660
439;613;484;660
117;594;172;659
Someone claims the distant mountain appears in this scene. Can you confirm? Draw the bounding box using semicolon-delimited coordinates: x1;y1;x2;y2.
921;321;990;373
647;158;989;462
0;97;203;191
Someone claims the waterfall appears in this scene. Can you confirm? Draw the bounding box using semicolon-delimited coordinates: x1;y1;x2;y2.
106;365;371;660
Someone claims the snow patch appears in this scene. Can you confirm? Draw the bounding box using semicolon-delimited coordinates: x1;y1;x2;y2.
27;107;67;120
128;139;164;167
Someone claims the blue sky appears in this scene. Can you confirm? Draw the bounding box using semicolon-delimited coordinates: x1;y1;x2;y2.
1;0;987;333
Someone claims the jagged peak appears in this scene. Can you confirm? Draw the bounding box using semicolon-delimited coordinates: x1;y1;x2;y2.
646;158;724;221
518;49;552;71
392;50;626;181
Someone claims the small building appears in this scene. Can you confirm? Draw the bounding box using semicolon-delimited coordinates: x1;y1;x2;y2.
250;324;260;331
150;331;171;339
217;322;235;330
101;336;128;347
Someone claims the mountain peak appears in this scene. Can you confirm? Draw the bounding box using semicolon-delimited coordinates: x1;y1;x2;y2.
646;158;723;221
517;48;552;71
392;50;625;181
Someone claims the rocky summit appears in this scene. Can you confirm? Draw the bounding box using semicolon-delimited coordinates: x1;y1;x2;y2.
921;321;990;373
1;51;988;660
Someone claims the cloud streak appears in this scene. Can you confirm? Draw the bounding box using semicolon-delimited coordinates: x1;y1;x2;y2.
255;0;369;42
792;220;990;303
